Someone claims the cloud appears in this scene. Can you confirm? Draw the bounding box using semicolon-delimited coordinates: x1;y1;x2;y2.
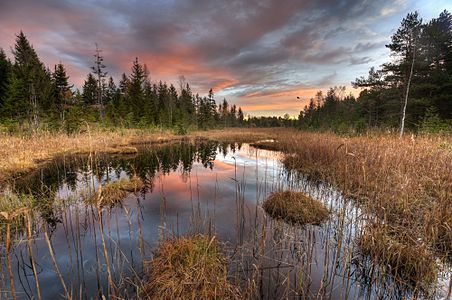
0;0;417;115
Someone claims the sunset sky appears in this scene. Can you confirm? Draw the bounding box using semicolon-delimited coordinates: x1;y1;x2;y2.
1;0;450;116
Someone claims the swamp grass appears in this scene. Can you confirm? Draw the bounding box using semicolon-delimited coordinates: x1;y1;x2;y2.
357;223;437;289
264;130;452;289
143;235;242;299
263;190;329;225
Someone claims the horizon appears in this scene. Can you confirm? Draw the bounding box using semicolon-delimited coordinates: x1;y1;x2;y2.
1;0;450;116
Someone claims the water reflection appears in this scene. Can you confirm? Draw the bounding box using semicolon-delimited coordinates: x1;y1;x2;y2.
0;140;448;299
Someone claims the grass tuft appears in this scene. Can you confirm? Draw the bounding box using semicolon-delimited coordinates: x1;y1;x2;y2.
263;190;329;225
358;223;437;289
143;235;241;299
89;176;143;207
0;188;32;222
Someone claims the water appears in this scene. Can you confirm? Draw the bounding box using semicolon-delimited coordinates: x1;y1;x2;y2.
1;140;449;299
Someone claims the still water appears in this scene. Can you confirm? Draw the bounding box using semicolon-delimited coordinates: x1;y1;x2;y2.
1;140;449;299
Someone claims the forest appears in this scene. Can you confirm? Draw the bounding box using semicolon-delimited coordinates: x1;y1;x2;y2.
0;34;245;134
299;10;452;134
0;10;451;135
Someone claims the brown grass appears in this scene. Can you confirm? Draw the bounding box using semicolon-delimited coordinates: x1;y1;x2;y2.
273;131;452;257
143;235;241;299
0;127;273;185
1;127;450;288
358;223;437;288
263;190;329;225
89;176;143;207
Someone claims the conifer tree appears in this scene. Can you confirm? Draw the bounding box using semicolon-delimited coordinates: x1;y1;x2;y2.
128;57;145;122
53;63;72;120
82;73;98;106
9;31;53;130
0;49;11;109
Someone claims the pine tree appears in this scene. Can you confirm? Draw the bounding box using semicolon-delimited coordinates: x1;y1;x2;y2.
0;48;11;110
238;107;244;126
82;73;98;106
384;12;423;136
53;63;72;120
9;31;53;130
128;57;145;122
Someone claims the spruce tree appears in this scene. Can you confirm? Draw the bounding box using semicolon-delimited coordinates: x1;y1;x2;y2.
128;58;145;122
82;73;98;106
0;49;11;110
53;63;72;120
14;32;53;128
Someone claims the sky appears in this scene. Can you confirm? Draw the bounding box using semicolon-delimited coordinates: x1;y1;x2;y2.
0;0;451;116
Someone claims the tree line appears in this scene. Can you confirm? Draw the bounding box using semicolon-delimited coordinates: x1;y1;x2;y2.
299;10;452;134
0;32;245;133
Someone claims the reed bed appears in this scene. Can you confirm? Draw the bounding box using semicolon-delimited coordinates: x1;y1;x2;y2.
143;235;242;299
263;190;329;225
263;130;452;288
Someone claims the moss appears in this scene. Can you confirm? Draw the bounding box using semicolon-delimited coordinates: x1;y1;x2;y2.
263;190;329;225
143;235;241;299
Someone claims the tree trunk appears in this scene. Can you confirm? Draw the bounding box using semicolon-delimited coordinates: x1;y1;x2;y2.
400;46;415;138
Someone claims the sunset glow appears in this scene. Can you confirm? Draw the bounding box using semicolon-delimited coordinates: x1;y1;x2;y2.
0;0;450;116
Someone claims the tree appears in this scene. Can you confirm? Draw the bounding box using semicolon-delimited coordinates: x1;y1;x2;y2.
237;108;244;125
9;31;53;130
82;73;98;106
0;48;11;110
92;43;107;114
384;12;422;136
52;63;72;120
128;57;145;122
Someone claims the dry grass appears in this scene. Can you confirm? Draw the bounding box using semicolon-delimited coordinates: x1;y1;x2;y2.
263;190;329;225
1;127;450;288
88;176;143;207
358;223;437;288
258;130;451;288
274;131;452;256
143;235;241;299
0;127;273;185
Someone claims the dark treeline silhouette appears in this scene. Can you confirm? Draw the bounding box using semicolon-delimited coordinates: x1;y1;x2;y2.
299;10;452;134
246;114;297;128
0;33;245;133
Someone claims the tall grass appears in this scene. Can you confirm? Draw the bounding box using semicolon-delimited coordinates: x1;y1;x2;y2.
266;130;452;289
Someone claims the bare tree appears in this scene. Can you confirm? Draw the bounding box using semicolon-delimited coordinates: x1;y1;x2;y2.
92;43;107;116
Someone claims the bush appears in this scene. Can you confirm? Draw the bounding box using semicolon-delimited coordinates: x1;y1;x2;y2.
419;107;452;134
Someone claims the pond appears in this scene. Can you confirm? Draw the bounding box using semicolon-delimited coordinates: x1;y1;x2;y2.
1;140;450;299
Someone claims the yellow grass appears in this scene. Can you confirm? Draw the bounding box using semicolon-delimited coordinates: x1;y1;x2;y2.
1;127;450;287
143;235;241;299
0;127;273;184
